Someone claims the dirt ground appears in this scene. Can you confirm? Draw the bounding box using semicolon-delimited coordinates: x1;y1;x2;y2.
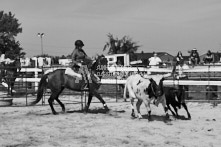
0;96;221;147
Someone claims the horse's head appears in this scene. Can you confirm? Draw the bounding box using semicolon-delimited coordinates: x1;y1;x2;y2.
91;55;108;79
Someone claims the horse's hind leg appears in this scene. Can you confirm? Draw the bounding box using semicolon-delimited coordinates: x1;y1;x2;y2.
48;91;62;115
84;93;93;113
54;88;65;113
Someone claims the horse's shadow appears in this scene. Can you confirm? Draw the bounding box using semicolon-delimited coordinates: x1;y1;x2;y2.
67;108;125;116
66;108;106;114
174;115;191;120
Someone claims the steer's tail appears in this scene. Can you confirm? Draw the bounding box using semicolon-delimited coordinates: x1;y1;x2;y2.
31;74;48;105
123;82;127;99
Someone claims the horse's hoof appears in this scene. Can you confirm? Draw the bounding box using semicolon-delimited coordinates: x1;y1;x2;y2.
188;115;191;120
104;105;109;111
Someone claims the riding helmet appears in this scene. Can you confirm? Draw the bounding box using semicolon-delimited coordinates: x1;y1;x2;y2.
75;40;84;47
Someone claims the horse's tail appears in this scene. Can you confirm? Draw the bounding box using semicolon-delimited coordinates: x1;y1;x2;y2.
31;74;48;105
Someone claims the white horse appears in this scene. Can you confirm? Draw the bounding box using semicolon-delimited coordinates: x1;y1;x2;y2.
123;73;171;119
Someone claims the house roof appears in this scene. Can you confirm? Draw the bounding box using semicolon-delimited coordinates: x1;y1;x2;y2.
135;52;174;60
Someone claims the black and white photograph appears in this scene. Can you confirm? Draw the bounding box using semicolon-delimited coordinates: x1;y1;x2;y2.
1;0;221;146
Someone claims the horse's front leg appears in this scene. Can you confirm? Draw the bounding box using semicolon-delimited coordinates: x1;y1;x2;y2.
92;90;109;112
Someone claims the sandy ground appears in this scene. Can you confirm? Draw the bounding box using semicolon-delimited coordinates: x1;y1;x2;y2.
0;96;221;147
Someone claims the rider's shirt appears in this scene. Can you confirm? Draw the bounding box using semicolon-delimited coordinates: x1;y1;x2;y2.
71;49;92;68
71;48;92;67
71;48;86;64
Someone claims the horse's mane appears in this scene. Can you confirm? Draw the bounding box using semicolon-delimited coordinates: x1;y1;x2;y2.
91;54;106;71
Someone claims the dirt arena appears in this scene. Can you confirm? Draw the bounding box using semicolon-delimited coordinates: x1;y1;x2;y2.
0;96;221;147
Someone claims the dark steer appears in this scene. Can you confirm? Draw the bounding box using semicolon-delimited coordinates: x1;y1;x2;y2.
164;86;191;119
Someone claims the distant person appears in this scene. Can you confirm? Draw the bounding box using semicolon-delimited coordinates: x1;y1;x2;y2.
148;52;162;67
203;50;214;64
172;51;184;74
189;48;200;66
175;51;184;66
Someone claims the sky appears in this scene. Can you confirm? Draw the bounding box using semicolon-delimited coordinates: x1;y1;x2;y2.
1;0;221;57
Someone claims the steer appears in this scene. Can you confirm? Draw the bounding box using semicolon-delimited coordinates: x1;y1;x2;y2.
123;73;171;119
164;86;191;119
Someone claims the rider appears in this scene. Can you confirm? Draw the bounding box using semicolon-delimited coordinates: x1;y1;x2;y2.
70;40;101;87
189;48;200;65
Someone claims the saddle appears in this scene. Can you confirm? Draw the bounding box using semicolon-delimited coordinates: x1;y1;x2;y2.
65;67;101;89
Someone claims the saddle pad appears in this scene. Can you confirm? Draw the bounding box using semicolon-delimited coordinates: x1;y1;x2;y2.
65;68;82;78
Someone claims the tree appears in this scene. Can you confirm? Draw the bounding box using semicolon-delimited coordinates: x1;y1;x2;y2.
103;33;140;60
0;11;25;59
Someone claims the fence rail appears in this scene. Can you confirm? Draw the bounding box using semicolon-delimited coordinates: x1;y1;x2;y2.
1;66;221;106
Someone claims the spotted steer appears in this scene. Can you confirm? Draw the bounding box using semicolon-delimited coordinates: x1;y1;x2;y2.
123;73;171;119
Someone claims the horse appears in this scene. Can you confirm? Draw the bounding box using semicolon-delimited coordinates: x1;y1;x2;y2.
31;55;110;115
0;58;21;95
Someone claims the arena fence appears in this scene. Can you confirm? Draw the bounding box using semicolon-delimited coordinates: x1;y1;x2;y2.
1;65;221;107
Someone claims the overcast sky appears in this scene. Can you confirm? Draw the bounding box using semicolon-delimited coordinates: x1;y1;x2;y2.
2;0;221;57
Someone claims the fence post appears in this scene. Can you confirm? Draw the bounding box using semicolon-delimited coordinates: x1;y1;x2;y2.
34;68;38;91
25;67;28;106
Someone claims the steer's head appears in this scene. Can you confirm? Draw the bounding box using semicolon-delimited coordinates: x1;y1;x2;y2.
147;73;170;97
149;78;164;98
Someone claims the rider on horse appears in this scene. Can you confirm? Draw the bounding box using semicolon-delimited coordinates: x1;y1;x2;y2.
69;40;101;88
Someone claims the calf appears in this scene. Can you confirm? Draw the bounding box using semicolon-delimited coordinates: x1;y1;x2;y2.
123;73;171;119
164;86;191;119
